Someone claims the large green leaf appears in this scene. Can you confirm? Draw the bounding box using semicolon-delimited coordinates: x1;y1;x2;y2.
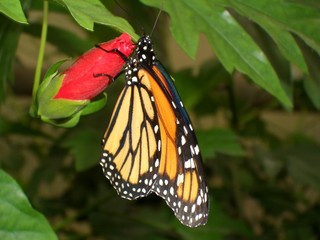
55;0;138;40
0;0;28;23
219;0;320;56
141;0;292;108
216;0;315;73
0;170;57;240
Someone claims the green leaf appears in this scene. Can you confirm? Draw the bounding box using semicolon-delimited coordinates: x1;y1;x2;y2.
300;38;320;110
37;59;69;98
44;110;83;128
227;0;320;56
197;128;245;159
62;129;101;171
304;75;320;110
24;24;93;56
285;142;320;192
0;15;22;102
56;0;138;40
40;98;88;119
141;0;292;108
0;170;57;240
30;59;69;117
0;117;51;138
0;0;28;24
217;0;309;73
81;93;108;115
175;61;229;110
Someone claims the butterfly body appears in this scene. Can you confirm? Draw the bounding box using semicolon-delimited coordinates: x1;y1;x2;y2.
100;34;209;227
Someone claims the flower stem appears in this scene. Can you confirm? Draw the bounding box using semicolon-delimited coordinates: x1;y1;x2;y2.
31;0;48;104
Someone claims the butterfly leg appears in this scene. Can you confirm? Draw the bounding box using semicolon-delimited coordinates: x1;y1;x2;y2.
93;70;124;83
95;44;129;61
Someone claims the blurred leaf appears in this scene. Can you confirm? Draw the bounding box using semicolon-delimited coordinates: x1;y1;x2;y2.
176;202;252;240
0;169;58;240
0;15;22;102
197;128;244;159
62;129;101;171
175;61;229;110
285;142;320;192
286;224;316;240
55;0;138;40
255;148;285;179
142;0;292;108
299;37;320;110
0;0;28;24
304;75;320;110
24;24;93;56
0;117;51;138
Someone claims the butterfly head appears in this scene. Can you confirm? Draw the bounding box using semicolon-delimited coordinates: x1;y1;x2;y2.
136;34;156;66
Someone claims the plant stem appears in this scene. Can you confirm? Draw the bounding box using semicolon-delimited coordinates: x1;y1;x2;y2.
31;0;49;103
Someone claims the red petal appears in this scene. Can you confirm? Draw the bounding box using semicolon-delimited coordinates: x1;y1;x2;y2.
54;33;134;100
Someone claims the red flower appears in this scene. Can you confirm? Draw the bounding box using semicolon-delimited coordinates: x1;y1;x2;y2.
54;33;135;100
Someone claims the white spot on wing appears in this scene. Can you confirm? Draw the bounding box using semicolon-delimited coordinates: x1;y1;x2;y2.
155;159;159;167
190;145;195;155
154;125;159;133
181;136;186;145
171;101;176;109
159;179;163;186
170;187;174;195
183;126;188;134
197;195;202;205
178;147;182;155
184;206;188;212
191;204;196;213
184;158;195;169
194;145;200;155
177;174;184;186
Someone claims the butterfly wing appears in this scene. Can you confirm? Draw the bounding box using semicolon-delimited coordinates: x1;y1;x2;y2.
138;62;209;227
100;77;161;200
101;34;209;227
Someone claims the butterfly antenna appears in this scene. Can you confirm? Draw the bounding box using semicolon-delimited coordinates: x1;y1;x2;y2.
150;8;163;37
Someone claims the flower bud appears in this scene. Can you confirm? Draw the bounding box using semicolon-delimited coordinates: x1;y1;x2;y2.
54;33;134;100
32;33;134;127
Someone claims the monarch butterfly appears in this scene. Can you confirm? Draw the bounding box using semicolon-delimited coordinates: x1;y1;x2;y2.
99;34;209;227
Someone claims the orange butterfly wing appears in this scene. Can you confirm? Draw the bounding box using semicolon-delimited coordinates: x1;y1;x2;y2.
100;34;209;227
100;72;161;199
138;64;209;227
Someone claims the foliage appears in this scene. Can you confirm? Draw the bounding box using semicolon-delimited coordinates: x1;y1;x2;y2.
1;0;320;239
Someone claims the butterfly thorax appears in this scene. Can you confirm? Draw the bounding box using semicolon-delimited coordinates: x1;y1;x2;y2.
136;34;156;66
124;35;156;85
